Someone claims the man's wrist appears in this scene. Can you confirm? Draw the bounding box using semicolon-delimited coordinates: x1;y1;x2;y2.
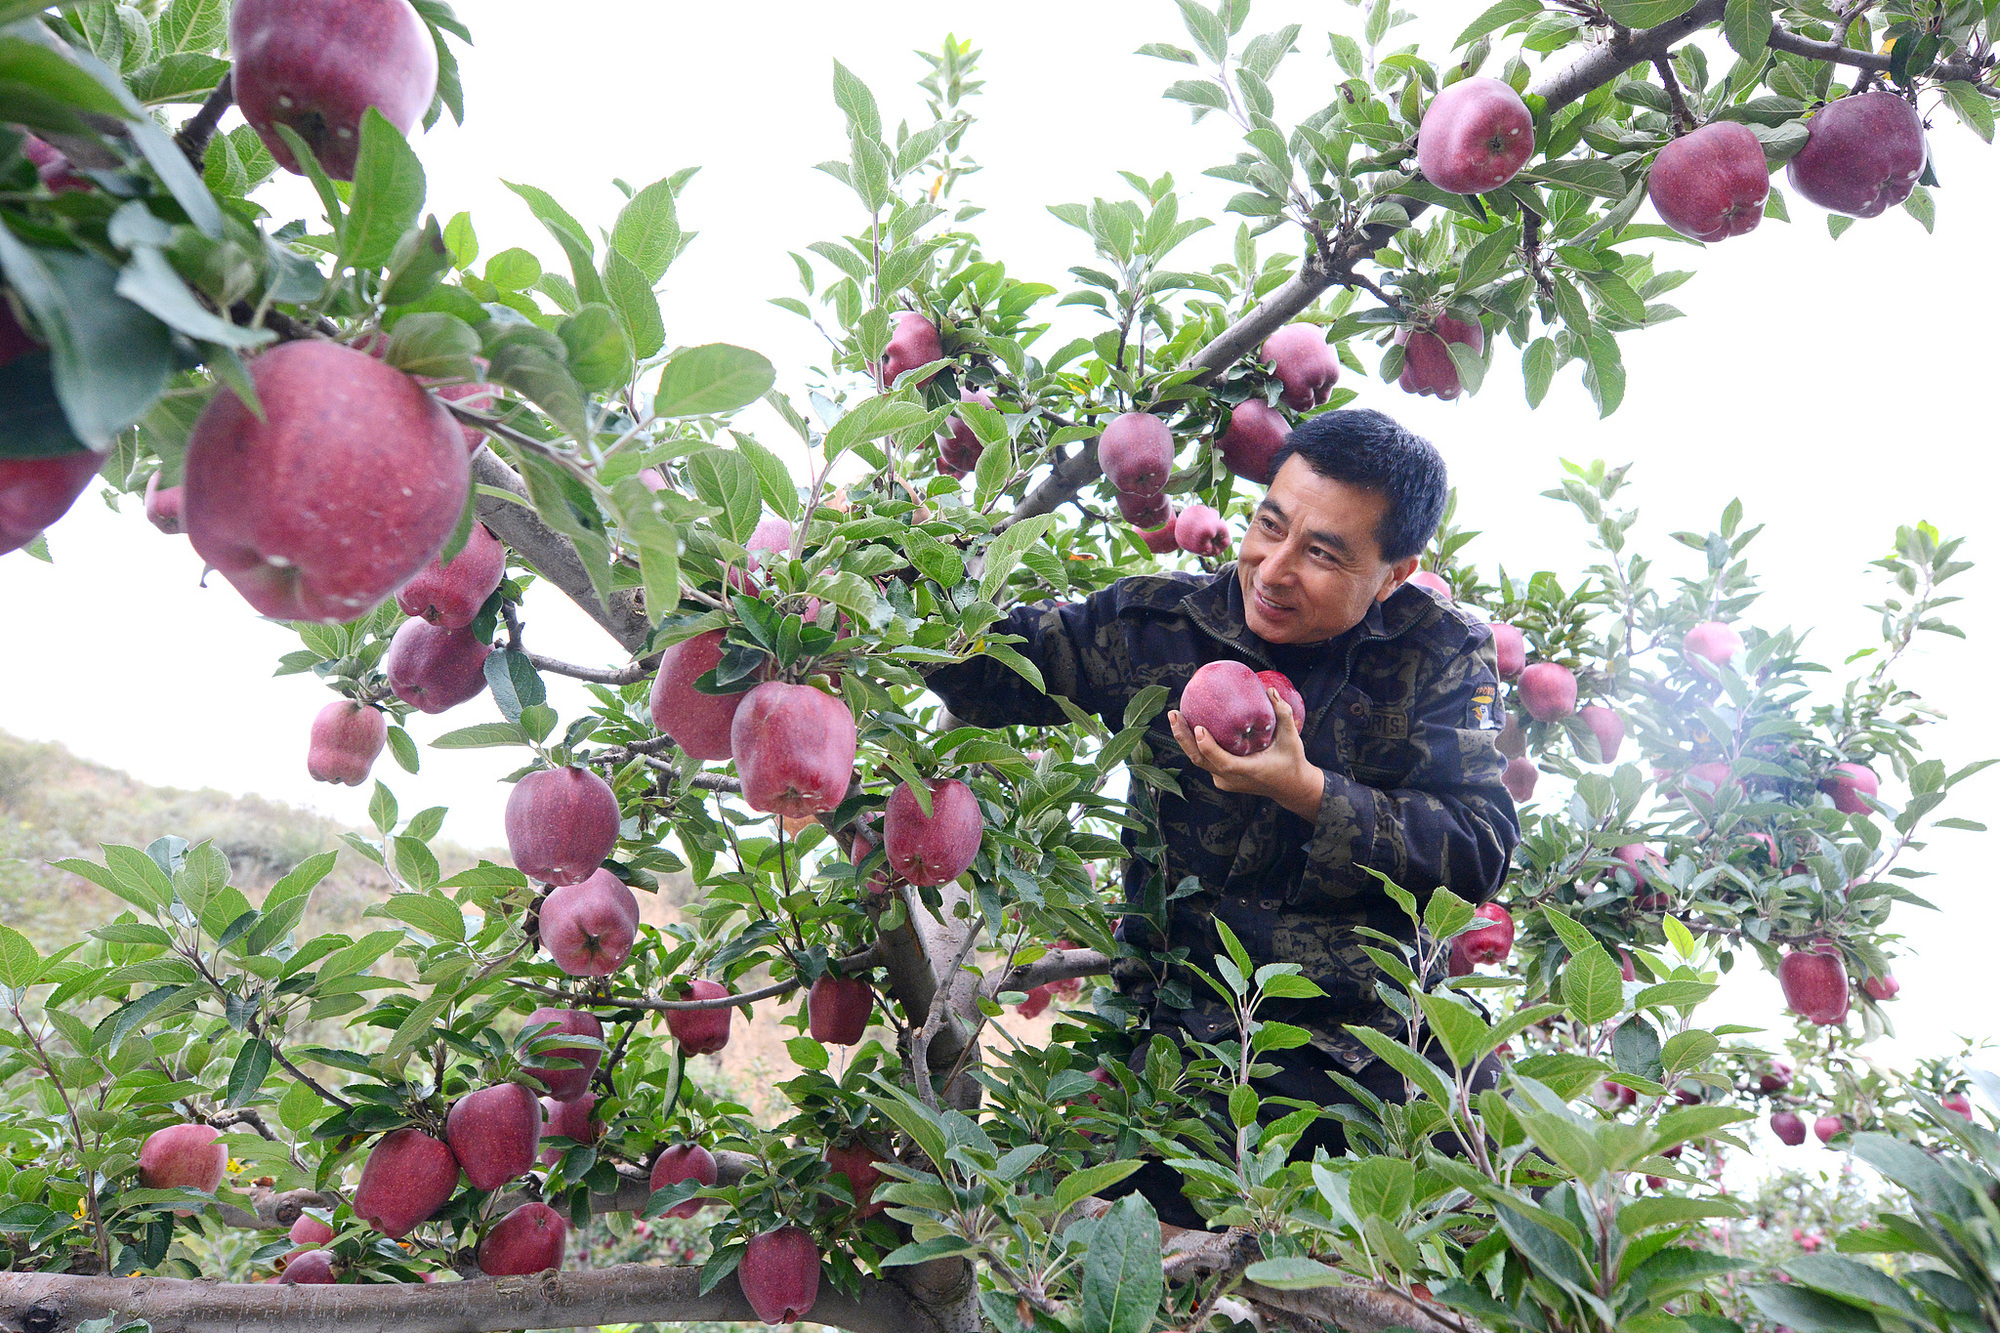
1280;763;1325;821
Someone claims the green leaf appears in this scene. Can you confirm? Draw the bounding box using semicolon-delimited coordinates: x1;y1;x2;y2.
1939;82;1994;143
1748;1283;1885;1333
1783;1254;1929;1323
610;177;683;284
980;514;1061;602
601;248;666;361
504;180;607;309
1522;336;1556;408
339;109;427;272
1053;1160;1144;1216
1619;1196;1741;1233
278;1075;324;1133
1580;327;1625;418
226;1038;272;1107
558;303;635;394
1455;0;1539;47
1245;1255;1350;1289
384;312;480;381
382;892;463;942
484;323;589;441
656;344;777;418
431;721;531;749
1722;0;1774;58
1599;0;1697;25
1080;1193;1163;1333
684;448;764;544
734;435;799;522
0;925;44;990
0;238;174;449
821;395;933;461
385;992;452;1059
1563;945;1626;1025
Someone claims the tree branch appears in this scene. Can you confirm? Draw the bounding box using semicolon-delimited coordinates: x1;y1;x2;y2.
172;72;233;169
981;946;1112;1000
524;652;651;685
470;449;651;652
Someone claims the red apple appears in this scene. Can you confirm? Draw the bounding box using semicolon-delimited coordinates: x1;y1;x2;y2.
824;1141;888;1217
522;1007;603;1101
884;779;985;886
1779;941;1850;1026
1680;761;1738;797
290;1213;335;1246
539;1093;600;1166
281;1250;337;1284
1216;399;1290;483
506;766;622;886
666;978;733;1055
1787;91;1927;218
1601;1079;1638;1109
649;629;753;762
138;1123;227;1193
1407;570;1452;599
1621;950;1640;983
1813;1114;1842;1144
730;682;857;817
184;341;469;623
433;374;498;451
0;451;102;557
1418;77;1535;194
384;617;491;714
23;135;90;193
1648;121;1769;242
1821;763;1878;815
1116;488;1173;528
1682;621;1743;667
352;1128;458;1237
1769;1110;1807;1145
307;700;388;786
144;471;184;534
1140;513;1181;555
1452;902;1514;968
1098;412;1173;496
1517;662;1577;722
1942;1092;1974;1120
1579;705;1624;763
396;523;506;629
1180;660;1277;756
476;1201;566;1276
1489;622;1526;680
1174;503;1230;557
876;311;943;386
1256;670;1305;729
1395;315;1484;400
1758;1060;1793;1094
808;974;873;1046
1502;757;1538;802
848;827;893;895
1862;973;1899;1002
739;1226;821;1325
649;1142;718;1218
1612;844;1666;883
1260;324;1341;412
446;1081;541;1192
539;870;640;977
229;0;439;180
1015;983;1054;1018
937;387;994;472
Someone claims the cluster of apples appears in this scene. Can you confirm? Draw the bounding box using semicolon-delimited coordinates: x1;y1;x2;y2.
1776;937;1898;1027
1174;660;1306;756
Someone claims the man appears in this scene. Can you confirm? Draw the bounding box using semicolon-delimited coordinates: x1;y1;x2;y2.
926;408;1518;1226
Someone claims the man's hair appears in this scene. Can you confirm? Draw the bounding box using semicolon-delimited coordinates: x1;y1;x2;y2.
1266;408;1447;563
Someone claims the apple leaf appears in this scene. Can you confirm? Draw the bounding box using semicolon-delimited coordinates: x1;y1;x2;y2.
1081;1193;1163;1333
342;109;428;273
1599;0;1697;26
610;177;683;285
656;344;778;418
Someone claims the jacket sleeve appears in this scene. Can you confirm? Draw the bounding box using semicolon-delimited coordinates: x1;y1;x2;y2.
923;587;1122;728
1294;637;1519;907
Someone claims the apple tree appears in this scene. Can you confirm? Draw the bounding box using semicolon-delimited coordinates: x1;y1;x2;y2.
1;1;1996;1332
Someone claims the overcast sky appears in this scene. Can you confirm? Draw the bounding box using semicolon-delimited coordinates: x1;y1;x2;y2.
5;2;1995;1112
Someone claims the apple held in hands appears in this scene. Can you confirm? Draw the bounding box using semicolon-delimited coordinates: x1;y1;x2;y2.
1099;412;1174;496
1648;121;1769;242
1417;76;1535;194
396;523;506;629
1256;670;1305;729
739;1226;821;1325
229;0;439;180
446;1081;542;1192
1217;398;1290;484
184;341;470;623
1517;662;1577;722
307;700;388;787
649;1142;718;1218
539;870;640;977
650;629;753;762
522;1007;604;1101
1779;941;1850;1025
1395;316;1484;400
884;779;985;886
731;682;858;816
506;766;622;886
0;451;103;557
385;617;492;714
1179;660;1277;757
1787;91;1927;217
1174;503;1231;557
1260;324;1341;411
352;1128;458;1237
667;978;734;1055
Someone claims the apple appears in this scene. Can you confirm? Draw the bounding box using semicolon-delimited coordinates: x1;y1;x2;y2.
1502;757;1538;802
1179;660;1277;756
144;471;184;535
290;1213;335;1246
476;1201;566;1276
730;682;857;816
506;766;622;886
937;387;994;472
281;1250;337;1284
1256;670;1305;729
1787;91;1927;218
384;617;492;714
1395;315;1484;400
739;1226;821;1325
396;523;506;629
1517;662;1577;722
848;826;893;895
539;870;640;977
539;1093;600;1166
1680;762;1738;797
352;1128;458;1237
307;700;388;787
1453;902;1515;968
1942;1092;1974;1120
667;978;733;1055
1648;121;1769;242
649;629;753;762
1820;763;1878;815
884;779;985;886
1174;503;1230;558
23;135;90;193
1488;622;1526;680
522;1007;604;1101
446;1081;542;1192
0;451;103;557
1579;705;1624;763
433;375;499;451
184;341;469;623
1682;621;1743;667
1407;570;1452;599
1098;412;1174;496
824;1141;888;1217
1140;513;1181;555
1260;324;1341;411
1769;1110;1807;1146
808;974;873;1046
1601;1079;1638;1109
649;1142;718;1218
1417;77;1535;194
1216;399;1290;483
1758;1060;1793;1094
1746;832;1780;867
1622;951;1640;984
876;311;943;386
1813;1114;1842;1145
229;0;439;181
1015;983;1054;1018
138;1123;227;1193
1862;973;1899;1002
1115;488;1173;529
1779;941;1850;1026
1612;845;1669;907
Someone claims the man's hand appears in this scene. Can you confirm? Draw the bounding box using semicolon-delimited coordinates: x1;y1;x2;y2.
1169;690;1325;821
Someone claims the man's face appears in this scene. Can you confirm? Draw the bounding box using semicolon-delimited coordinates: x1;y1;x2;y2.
1236;457;1421;645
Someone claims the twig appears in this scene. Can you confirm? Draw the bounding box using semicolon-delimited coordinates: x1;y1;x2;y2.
638;754;742;793
1653;55;1696;133
526;651;652;685
173;72;233;168
508;947;879;1012
910;921;986;1110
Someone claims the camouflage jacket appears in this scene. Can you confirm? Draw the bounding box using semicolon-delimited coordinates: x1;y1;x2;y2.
926;566;1520;1071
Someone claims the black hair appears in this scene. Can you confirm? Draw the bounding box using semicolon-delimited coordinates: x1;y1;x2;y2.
1265;408;1447;563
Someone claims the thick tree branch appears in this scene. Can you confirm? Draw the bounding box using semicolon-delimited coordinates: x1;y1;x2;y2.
524;652;651;685
470;449;651;652
982;946;1112;999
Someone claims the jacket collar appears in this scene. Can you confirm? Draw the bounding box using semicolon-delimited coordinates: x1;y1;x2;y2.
1180;565;1427;666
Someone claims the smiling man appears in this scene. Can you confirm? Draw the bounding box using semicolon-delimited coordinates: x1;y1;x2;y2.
926;407;1518;1226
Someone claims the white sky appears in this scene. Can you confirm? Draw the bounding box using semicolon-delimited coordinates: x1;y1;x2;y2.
4;1;1995;1115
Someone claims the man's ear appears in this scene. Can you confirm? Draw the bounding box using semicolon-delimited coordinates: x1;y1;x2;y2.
1377;555;1422;602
